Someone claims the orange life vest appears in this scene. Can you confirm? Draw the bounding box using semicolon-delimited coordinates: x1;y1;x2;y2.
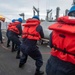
22;18;41;40
8;22;21;34
48;16;75;64
7;23;12;30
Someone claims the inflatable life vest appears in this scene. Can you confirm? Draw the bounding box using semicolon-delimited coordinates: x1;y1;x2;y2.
22;18;41;40
48;16;75;64
8;22;21;34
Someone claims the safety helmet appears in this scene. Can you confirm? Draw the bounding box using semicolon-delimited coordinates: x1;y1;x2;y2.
68;5;75;15
32;15;40;20
12;19;15;22
18;18;22;23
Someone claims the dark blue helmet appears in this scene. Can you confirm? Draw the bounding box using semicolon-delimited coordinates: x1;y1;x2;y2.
12;19;15;22
68;5;75;15
18;18;22;23
32;15;39;20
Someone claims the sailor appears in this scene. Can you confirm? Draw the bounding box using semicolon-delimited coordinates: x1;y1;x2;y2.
6;19;17;52
6;19;15;47
46;5;75;75
19;16;44;75
7;18;22;59
0;17;5;43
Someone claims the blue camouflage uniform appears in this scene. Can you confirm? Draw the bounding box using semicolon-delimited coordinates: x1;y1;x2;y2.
8;18;22;59
19;16;44;75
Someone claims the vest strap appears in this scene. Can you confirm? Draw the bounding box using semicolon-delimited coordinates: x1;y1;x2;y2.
53;46;75;56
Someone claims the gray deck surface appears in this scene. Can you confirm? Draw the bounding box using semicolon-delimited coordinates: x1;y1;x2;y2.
0;31;50;75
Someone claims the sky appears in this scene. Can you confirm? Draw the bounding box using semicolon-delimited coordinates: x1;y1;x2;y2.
0;0;73;22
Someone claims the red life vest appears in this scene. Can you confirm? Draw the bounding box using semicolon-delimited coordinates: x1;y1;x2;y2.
22;18;41;40
7;23;12;30
8;22;21;34
48;16;75;64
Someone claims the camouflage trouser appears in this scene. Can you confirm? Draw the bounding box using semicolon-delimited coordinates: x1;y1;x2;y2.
8;32;21;55
0;30;2;42
46;55;75;75
20;42;43;71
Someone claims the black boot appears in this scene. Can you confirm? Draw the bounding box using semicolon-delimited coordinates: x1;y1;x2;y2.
35;71;44;75
7;39;10;47
16;54;20;59
11;46;17;52
19;63;25;68
11;49;17;52
7;44;10;47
